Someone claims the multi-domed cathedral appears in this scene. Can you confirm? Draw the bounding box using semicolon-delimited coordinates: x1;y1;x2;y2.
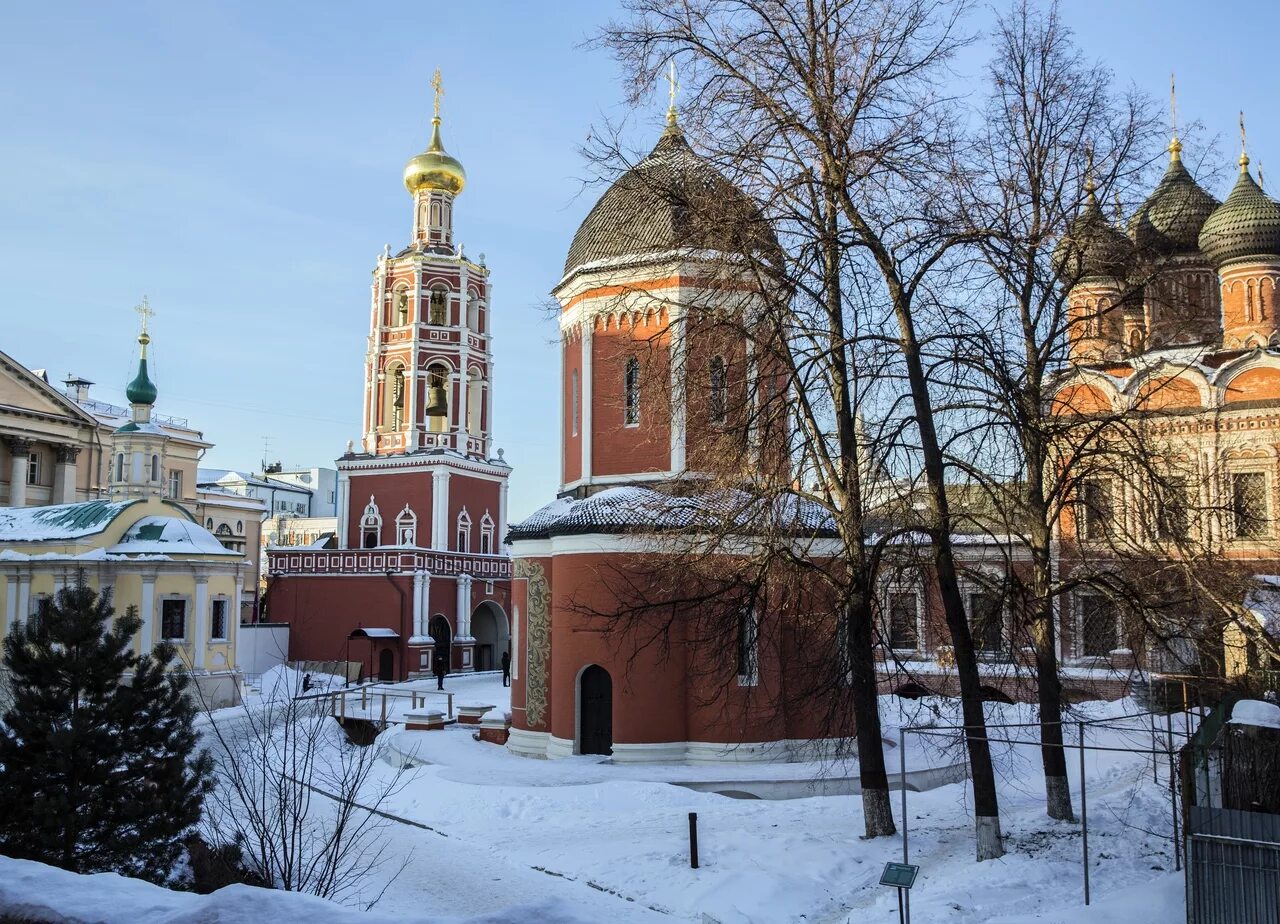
1051;119;1280;674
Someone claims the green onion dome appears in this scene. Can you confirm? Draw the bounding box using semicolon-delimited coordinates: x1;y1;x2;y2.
1053;185;1135;283
1199;154;1280;268
1128;140;1219;257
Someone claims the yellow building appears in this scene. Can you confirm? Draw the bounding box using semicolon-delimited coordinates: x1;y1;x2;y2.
0;323;251;707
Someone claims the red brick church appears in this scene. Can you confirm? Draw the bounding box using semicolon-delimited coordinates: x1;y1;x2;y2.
266;76;512;681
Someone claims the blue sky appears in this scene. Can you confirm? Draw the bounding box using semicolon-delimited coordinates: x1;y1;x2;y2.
1;1;1277;520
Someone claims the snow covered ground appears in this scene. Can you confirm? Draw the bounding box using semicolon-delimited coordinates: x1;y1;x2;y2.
21;673;1191;923
346;675;1193;923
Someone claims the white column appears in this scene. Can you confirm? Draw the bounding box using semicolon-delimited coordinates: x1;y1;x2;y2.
232;573;244;656
53;445;80;504
407;264;423;449
193;578;209;671
669;305;687;473
484;360;495;444
431;470;450;550
456;573;473;639
335;473;350;548
420;571;432;638
580;321;593;484
139;574;156;652
6;438;31;507
455;370;469;442
4;575;17;632
411;570;424;640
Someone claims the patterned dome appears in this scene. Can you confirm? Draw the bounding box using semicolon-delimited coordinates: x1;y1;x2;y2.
1053;190;1135;283
1128;143;1219;257
562;126;777;278
1199;158;1280;268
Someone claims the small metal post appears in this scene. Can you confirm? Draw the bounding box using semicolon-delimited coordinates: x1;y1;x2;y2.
1151;710;1159;784
381;693;388;726
900;727;910;924
1169;747;1181;872
1080;721;1090;906
340;690;346;721
688;812;699;869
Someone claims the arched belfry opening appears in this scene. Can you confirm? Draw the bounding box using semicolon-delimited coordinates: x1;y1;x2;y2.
470;601;509;672
578;664;613;756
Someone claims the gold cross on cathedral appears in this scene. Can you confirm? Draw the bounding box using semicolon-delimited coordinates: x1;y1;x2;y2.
432;68;444;120
135;295;154;335
664;60;679;130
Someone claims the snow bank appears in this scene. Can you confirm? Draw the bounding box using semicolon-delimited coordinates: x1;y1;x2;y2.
1230;698;1280;730
0;855;597;924
258;665;344;701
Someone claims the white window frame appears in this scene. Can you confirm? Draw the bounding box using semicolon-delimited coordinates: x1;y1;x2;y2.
210;597;229;641
1230;470;1271;540
883;584;923;654
1074;591;1121;660
167;469;182;500
456;507;472;553
26;450;41;485
160;596;188;642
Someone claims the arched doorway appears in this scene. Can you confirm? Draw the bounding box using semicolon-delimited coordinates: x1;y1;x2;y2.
578;664;612;756
470;601;510;673
378;648;395;682
428;615;452;670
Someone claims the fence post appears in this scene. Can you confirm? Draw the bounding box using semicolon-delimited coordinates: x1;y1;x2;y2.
1169;747;1182;872
381;693;388;726
688;812;699;869
901;726;910;924
1080;721;1089;906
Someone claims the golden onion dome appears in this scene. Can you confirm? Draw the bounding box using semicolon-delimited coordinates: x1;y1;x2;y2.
404;117;466;196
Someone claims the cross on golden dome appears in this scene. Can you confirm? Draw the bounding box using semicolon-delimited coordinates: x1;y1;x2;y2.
432;68;443;120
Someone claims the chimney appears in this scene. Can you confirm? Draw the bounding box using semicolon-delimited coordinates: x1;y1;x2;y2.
63;375;94;403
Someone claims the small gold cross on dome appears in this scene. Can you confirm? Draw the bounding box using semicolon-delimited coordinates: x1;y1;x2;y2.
432;69;444;119
135;295;155;335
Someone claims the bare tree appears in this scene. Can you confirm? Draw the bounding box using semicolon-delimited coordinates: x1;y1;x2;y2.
589;0;1022;857
195;679;410;908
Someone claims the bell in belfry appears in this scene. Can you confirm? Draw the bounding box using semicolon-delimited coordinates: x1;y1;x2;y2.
424;385;448;416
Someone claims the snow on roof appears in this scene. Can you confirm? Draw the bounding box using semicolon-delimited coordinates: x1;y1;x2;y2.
0;499;139;542
508;485;838;541
106;515;240;557
350;627;399;638
1229;699;1280;730
1246;575;1280;635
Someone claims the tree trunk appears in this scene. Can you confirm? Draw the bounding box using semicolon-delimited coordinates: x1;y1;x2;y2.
1029;531;1074;821
848;597;896;837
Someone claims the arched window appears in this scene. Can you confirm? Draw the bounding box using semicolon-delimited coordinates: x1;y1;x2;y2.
236;520;243;534
205;518;214;529
709;356;727;425
115;453;124;483
467;295;481;332
426;364;449;433
571;369;580;436
150;454;160;482
395;503;418;546
385;364;406;431
456;507;472;553
467;369;483;435
360;496;382;549
429;287;448;326
624;356;640;426
395;289;410;326
480;510;495;555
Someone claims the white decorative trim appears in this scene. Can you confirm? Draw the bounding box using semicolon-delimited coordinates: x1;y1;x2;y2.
510;733;858;764
506;728;552;759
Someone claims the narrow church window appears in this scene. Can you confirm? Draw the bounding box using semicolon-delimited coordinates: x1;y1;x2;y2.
429;287;448;326
1079;479;1112;541
1246;282;1256;323
456;507;472;553
480;511;495;555
396;291;409;326
736;607;759;685
390;366;406;431
1232;472;1269;539
426;365;449;433
151;454;160;482
967;590;1004;655
211;599;228;640
1078;594;1117;658
709;356;727;425
115;453;124;483
26;451;40;485
624;356;640;426
888;591;918;651
167;470;182;500
161;598;187;640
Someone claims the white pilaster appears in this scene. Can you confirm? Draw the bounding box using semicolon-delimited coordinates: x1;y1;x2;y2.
580;321;593;485
431;470;450;550
6;440;30;507
411;570;424;640
194;578;209;671
408;263;423;449
456;573;473;639
669;304;687;473
233;573;244;653
16;575;30;623
456;369;469;440
499;479;509;549
336;473;351;549
139;575;156;652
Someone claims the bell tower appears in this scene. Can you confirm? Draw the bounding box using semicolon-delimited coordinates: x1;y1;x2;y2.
361;71;495;460
108;298;170;500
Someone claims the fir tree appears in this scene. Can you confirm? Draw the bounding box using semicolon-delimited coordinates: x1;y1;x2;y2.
0;580;212;882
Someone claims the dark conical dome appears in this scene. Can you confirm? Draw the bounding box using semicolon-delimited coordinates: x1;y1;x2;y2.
126;330;157;406
562;126;777;278
1053;190;1135;282
1199;158;1280;268
1128;143;1219;257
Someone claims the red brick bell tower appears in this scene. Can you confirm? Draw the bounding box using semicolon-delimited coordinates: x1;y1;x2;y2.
266;73;513;682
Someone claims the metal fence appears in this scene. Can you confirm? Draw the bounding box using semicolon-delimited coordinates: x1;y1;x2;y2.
1187;805;1280;924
